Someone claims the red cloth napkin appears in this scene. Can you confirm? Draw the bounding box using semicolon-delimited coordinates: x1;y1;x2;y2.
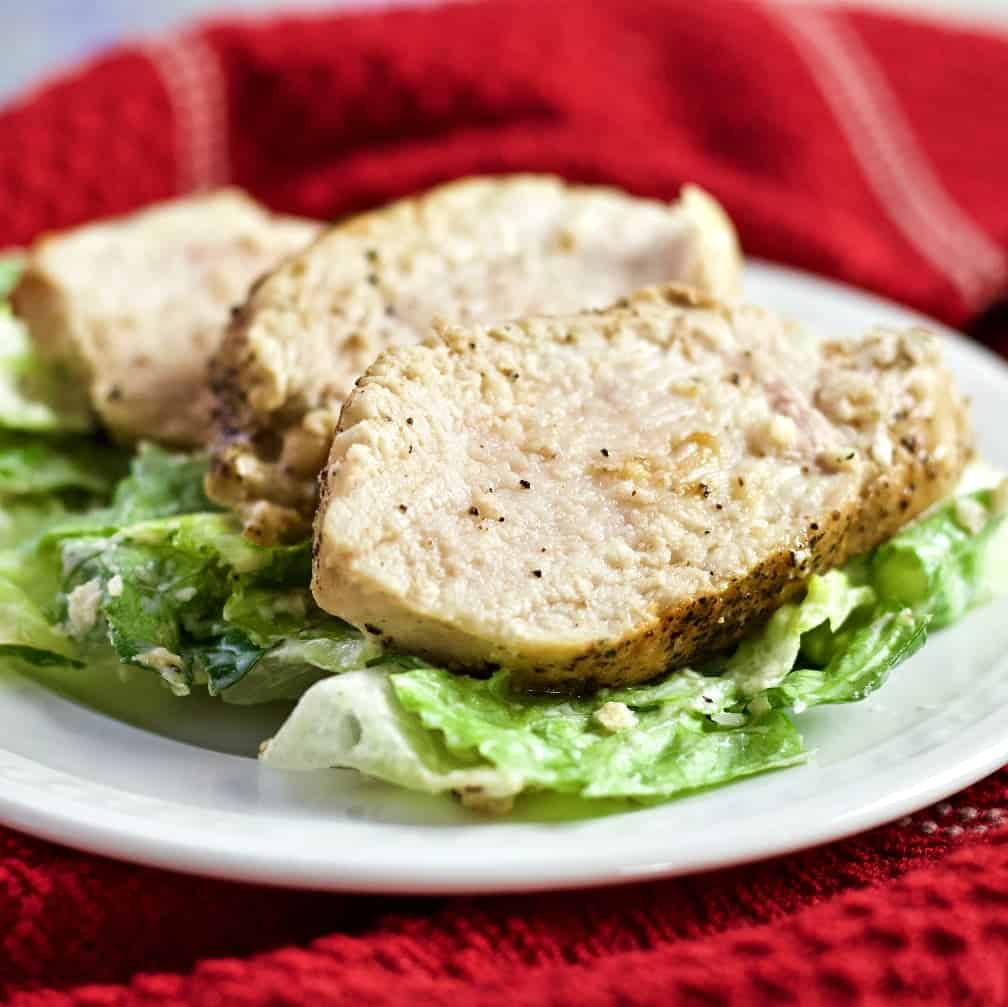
2;2;1008;1004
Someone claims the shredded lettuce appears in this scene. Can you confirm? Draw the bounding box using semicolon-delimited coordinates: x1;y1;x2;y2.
262;481;1008;808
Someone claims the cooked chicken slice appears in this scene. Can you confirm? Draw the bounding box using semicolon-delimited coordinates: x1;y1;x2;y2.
207;176;740;543
313;286;973;692
11;190;319;447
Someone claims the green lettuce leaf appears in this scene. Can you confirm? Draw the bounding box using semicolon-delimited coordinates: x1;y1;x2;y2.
0;446;220;673
0;494;72;555
0;475;127;671
46;445;373;696
764;608;930;710
58;513;284;691
0;492;87;668
211;584;381;703
0;257;122;504
0;430;128;497
723;568;876;696
262;662;803;805
0;576;81;666
396;666;804;799
205;628;382;705
0;339;95;434
261;667;527;803
772;486;1008;711
872;488;1006;628
106;443;218;525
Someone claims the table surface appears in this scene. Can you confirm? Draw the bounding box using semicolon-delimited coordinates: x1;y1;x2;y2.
1;0;1005;105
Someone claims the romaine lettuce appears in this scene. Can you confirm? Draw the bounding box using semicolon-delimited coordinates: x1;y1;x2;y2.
872;488;1006;628
0;495;90;667
0;431;128;497
260;667;526;803
43;445;376;696
0;576;82;667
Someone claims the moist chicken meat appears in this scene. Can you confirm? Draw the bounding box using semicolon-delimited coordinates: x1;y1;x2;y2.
11;190;319;447
312;285;973;692
206;175;741;543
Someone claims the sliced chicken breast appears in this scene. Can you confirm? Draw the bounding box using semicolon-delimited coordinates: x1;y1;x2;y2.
207;175;740;543
11;190;319;447
313;286;973;691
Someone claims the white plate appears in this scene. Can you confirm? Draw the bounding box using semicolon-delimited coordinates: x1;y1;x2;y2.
2;261;1007;894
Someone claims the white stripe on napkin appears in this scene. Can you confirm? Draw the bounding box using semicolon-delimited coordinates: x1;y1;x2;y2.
769;3;1007;310
145;32;230;193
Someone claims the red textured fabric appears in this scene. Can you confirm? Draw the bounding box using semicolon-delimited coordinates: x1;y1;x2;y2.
1;2;1008;1004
